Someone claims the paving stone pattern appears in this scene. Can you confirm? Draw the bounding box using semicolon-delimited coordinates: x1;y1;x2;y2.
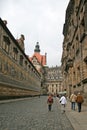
0;96;74;130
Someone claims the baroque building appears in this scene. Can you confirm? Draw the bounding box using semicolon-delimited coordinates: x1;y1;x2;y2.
29;43;63;95
0;18;41;99
43;66;63;95
29;42;47;94
29;42;47;73
61;0;87;103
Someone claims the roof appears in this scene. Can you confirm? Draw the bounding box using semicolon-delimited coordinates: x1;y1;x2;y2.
30;52;46;66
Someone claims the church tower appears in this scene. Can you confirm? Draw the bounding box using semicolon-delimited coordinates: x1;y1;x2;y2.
29;42;47;73
34;42;40;53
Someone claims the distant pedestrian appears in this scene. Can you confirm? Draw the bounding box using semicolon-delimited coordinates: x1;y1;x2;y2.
76;92;84;112
39;94;40;98
70;93;77;110
47;94;53;111
59;94;67;113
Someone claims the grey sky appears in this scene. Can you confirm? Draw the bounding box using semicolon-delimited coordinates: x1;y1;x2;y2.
0;0;69;67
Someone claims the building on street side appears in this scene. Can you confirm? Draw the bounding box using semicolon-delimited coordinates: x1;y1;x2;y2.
61;0;87;104
43;66;63;95
29;42;47;94
0;18;41;99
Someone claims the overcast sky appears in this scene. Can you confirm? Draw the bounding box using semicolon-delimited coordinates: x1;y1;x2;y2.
0;0;69;67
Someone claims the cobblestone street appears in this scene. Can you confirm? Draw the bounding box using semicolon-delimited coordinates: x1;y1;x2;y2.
0;96;74;130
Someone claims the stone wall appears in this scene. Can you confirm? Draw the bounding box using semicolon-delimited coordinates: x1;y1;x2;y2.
0;84;39;100
0;18;41;99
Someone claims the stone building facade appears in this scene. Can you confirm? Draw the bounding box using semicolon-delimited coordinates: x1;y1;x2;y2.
61;0;87;103
0;18;41;99
43;66;63;95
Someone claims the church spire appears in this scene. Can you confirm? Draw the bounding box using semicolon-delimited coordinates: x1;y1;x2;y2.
34;42;40;53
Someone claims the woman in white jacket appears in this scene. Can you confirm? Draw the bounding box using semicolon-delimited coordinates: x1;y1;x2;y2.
59;95;67;113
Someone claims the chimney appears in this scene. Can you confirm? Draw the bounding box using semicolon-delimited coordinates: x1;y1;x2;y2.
3;20;7;25
45;53;47;65
17;34;25;51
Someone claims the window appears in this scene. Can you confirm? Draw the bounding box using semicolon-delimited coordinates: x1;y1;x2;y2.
3;35;10;53
13;47;18;61
19;55;23;66
25;61;27;69
56;76;58;79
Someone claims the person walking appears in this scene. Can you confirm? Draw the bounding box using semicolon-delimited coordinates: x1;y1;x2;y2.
76;92;84;112
70;93;77;110
47;94;53;111
59;94;67;113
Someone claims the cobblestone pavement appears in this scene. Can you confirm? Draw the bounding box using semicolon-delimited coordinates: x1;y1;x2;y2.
0;96;74;130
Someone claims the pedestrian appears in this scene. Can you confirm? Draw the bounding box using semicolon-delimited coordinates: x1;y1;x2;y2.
70;93;77;110
59;94;67;113
38;94;40;98
47;94;53;111
76;92;84;112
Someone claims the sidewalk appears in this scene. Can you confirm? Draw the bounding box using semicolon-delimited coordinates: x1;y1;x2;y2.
65;101;87;130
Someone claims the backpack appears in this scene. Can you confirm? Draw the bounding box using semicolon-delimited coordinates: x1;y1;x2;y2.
48;97;53;103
